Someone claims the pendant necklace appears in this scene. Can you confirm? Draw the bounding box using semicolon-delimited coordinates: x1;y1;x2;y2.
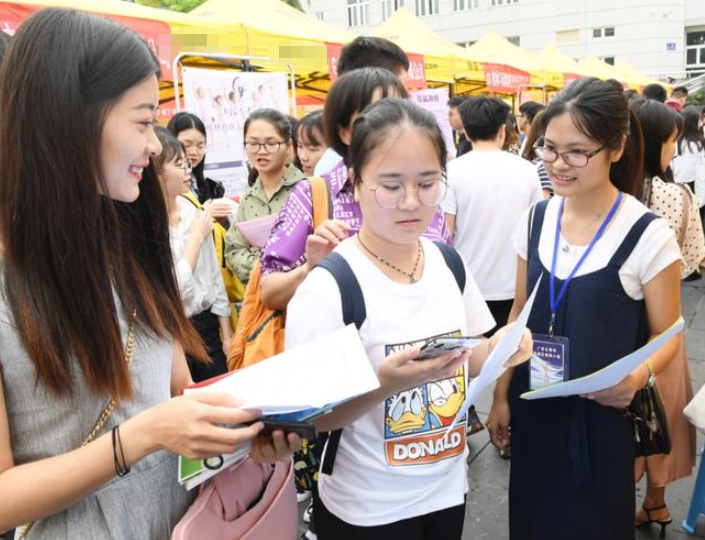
356;233;423;284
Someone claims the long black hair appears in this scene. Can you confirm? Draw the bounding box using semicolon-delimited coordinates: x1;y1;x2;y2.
540;77;644;198
0;8;205;400
630;98;683;200
678;105;705;154
324;67;409;158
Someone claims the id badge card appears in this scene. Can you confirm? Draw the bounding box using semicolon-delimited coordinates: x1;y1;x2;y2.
530;334;570;390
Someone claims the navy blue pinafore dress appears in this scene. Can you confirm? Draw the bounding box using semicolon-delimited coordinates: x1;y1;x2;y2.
508;199;657;540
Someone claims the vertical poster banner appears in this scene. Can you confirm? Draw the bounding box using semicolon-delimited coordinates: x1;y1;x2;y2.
410;88;455;159
182;68;289;196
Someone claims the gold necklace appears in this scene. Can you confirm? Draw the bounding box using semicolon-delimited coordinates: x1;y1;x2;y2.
356;233;423;284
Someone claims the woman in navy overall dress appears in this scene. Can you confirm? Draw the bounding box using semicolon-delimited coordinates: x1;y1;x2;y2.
487;78;683;540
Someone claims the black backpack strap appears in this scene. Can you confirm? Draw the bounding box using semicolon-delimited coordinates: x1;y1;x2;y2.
315;252;366;475
316;253;366;328
433;242;466;293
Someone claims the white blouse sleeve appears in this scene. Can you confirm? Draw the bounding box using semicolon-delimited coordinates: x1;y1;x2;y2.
206;240;231;318
620;218;681;299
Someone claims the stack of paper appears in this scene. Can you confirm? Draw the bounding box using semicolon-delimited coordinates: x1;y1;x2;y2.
178;325;379;489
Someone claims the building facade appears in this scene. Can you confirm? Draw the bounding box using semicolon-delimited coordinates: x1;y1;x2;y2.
305;0;705;81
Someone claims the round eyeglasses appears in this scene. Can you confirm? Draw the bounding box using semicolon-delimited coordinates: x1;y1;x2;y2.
364;179;448;209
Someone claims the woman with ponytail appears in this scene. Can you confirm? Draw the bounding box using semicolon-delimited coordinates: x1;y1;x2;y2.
487;78;682;540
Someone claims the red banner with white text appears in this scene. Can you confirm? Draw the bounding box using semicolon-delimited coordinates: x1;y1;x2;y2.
0;2;174;79
483;63;530;94
326;42;427;89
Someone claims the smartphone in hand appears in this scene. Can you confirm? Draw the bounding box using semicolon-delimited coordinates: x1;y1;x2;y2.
259;419;318;440
415;337;481;361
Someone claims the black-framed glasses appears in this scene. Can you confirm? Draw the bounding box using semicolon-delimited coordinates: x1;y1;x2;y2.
364;179;448;209
244;141;286;153
533;139;609;168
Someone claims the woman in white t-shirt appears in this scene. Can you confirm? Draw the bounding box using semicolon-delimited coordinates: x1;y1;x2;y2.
487;78;682;540
286;98;532;539
152;127;233;383
672;106;705;193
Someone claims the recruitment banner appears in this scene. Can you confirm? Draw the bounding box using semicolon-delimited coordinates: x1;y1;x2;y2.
0;2;174;79
182;67;289;196
410;87;455;158
484;63;531;94
326;42;427;89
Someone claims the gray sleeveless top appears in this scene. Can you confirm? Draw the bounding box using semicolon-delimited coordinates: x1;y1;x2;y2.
0;280;194;539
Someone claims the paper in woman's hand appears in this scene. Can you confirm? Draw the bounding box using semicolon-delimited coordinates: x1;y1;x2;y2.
235;213;279;248
443;276;542;437
520;317;684;400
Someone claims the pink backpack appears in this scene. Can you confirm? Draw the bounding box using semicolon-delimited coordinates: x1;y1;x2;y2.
171;457;297;540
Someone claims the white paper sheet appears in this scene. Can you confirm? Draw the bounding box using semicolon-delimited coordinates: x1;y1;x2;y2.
184;324;379;414
235;213;279;248
178;325;379;489
444;276;541;435
520;317;684;400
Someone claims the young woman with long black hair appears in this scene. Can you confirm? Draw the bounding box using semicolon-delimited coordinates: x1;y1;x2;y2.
488;78;682;540
0;10;297;538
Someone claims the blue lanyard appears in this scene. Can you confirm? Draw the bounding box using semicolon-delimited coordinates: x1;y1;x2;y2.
549;192;623;336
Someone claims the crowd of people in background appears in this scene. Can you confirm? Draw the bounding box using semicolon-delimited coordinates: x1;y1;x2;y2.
0;7;704;540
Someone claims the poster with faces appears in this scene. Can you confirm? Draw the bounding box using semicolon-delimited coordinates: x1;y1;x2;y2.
182;67;290;196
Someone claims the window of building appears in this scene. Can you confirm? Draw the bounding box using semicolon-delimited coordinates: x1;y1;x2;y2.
347;0;369;27
602;56;615;65
492;0;518;4
593;27;615;39
686;29;705;75
454;0;478;10
556;29;579;45
314;11;324;20
381;0;403;20
507;36;520;46
416;0;439;16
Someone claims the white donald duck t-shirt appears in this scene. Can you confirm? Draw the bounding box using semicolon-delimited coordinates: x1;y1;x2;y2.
286;237;495;526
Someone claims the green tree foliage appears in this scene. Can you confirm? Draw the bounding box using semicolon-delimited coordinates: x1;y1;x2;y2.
134;0;304;12
134;0;208;13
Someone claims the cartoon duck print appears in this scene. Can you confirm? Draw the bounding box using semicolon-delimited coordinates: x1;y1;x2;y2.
385;388;427;435
428;376;464;428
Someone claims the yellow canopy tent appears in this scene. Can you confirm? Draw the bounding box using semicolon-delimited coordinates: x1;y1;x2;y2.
0;0;239;114
465;32;543;93
372;7;484;87
614;61;670;93
536;45;591;89
191;0;355;95
577;56;636;89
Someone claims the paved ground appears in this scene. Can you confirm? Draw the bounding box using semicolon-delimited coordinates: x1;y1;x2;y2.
298;276;705;539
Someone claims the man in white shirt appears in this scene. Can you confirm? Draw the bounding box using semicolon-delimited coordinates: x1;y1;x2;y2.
443;96;543;331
